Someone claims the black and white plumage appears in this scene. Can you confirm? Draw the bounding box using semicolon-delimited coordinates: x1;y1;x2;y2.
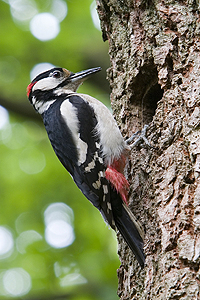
27;67;145;267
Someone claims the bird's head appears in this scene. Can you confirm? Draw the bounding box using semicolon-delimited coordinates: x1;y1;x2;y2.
27;66;101;113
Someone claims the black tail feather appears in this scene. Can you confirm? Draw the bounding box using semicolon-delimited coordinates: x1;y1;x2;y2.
111;194;145;267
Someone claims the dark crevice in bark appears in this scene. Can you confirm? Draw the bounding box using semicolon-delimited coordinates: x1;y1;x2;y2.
130;64;164;125
142;82;163;124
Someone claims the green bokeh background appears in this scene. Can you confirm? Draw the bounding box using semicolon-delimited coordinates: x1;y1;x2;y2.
0;1;120;299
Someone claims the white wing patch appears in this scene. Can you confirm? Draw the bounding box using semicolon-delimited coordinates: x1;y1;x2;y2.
77;133;88;164
60;100;88;165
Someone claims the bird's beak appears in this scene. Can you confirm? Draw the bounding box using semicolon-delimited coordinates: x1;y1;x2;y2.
67;67;102;83
59;67;102;92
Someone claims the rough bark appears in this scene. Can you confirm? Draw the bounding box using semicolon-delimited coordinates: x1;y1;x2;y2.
96;0;200;299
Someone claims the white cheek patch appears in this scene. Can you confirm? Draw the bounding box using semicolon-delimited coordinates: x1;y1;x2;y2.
60;100;88;165
32;77;62;92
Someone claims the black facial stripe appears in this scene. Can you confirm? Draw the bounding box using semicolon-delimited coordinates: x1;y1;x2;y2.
32;67;63;83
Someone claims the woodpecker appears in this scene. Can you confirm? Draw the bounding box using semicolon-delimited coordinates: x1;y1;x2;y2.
27;66;145;267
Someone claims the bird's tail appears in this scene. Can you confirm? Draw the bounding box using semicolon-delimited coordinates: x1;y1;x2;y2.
112;200;145;267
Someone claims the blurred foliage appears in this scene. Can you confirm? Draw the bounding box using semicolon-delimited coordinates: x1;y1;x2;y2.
0;1;120;300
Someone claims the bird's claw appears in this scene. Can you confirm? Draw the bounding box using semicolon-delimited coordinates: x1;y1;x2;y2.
126;125;152;149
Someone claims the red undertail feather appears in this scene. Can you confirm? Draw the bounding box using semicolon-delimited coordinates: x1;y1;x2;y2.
105;156;130;205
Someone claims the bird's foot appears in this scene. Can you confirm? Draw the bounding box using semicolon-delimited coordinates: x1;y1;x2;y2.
126;124;152;149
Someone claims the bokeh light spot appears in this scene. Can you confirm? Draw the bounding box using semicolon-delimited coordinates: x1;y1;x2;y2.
3;268;31;297
51;0;68;22
0;56;21;83
45;220;74;248
9;0;38;23
44;203;75;248
0;227;14;259
2;123;28;149
90;1;101;31
19;146;46;174
16;230;43;254
30;13;60;41
0;106;9;130
60;272;87;287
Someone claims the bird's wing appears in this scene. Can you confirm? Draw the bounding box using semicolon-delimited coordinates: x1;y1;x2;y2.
43;95;115;227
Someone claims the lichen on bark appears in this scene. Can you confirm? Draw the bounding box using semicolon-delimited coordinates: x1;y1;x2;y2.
96;0;200;299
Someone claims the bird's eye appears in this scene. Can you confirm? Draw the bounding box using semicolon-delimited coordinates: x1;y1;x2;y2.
52;71;61;78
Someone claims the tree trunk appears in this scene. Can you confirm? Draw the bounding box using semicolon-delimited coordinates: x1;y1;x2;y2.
96;0;200;299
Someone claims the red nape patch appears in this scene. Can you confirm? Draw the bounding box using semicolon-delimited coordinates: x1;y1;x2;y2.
105;166;130;205
26;82;36;97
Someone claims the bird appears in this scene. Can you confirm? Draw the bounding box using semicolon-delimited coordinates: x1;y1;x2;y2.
27;66;145;267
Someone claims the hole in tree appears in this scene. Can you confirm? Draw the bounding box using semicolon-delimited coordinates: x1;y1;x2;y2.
130;63;164;125
142;82;164;124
